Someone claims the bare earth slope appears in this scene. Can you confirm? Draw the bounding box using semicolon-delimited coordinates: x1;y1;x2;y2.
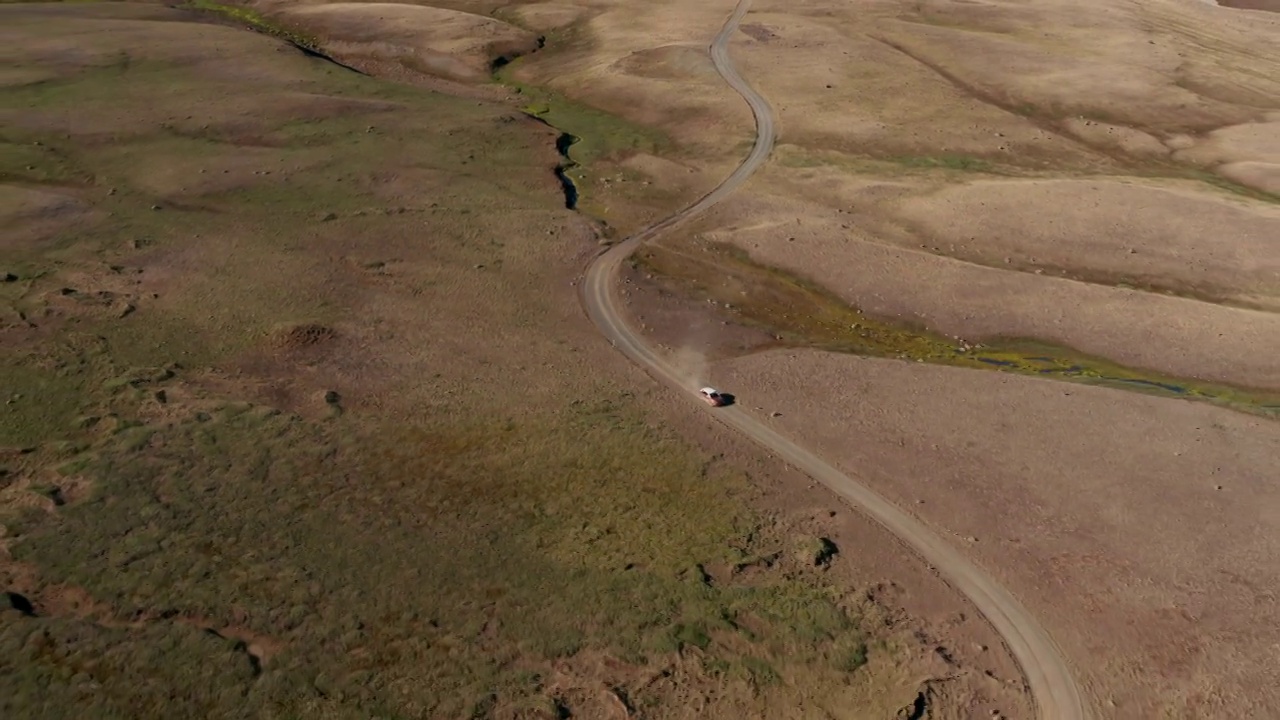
716;350;1280;718
268;1;541;82
889;178;1280;311
697;178;1280;390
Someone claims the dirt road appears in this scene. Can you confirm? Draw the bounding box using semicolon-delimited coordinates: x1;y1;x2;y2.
579;1;1090;718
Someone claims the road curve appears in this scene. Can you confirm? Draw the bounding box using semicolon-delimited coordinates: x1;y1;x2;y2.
578;1;1089;718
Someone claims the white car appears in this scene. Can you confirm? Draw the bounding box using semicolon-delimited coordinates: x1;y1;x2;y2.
699;387;727;407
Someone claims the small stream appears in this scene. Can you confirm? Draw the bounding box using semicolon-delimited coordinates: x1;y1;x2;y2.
519;112;581;210
554;132;581;210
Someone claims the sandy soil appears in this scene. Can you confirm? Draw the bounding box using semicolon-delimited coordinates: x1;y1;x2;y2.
617;262;779;360
509;1;590;32
1;186;95;250
508;0;753;154
727;0;1280;183
710;349;1280;718
887;178;1280;310
694;177;1280;391
267;1;540;82
655;0;1280;393
1174;112;1280;194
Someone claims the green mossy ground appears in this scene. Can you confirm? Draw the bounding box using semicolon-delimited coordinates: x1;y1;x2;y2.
2;5;889;718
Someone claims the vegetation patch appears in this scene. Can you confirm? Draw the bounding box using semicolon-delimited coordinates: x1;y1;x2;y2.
893;154;995;172
3;373;889;716
502;74;670;220
506;81;669;167
183;0;322;53
0;357;92;448
1181;168;1280;205
775;141;1280;206
492;19;674;222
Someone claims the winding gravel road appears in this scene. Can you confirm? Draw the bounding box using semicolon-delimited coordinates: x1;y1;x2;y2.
579;1;1089;718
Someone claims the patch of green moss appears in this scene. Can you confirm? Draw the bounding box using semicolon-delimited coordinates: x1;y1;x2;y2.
832;638;868;673
11;399;884;716
893;154;994;172
739;656;781;686
0;362;89;448
1182;168;1280;205
509;85;668;166
668;622;712;651
184;0;321;52
493;22;669;171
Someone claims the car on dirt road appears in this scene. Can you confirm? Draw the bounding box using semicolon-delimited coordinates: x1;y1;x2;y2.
699;387;728;407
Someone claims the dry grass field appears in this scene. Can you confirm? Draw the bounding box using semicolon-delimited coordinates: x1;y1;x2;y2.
0;2;1037;719
589;0;1280;717
6;0;1280;717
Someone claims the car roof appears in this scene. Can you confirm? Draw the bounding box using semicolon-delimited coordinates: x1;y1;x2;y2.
700;387;718;394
